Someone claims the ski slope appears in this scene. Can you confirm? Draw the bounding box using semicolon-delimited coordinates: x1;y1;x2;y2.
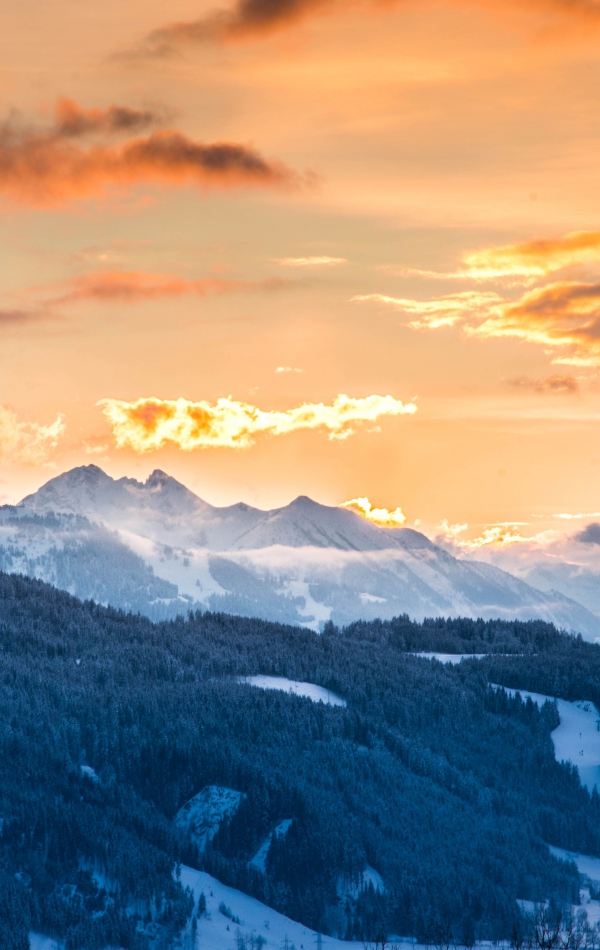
238;676;346;707
492;686;600;792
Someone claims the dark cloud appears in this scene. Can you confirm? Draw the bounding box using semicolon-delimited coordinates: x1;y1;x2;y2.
575;523;600;545
0;103;298;206
54;99;161;138
129;0;600;55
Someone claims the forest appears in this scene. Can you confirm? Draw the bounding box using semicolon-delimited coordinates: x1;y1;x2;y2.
1;572;600;949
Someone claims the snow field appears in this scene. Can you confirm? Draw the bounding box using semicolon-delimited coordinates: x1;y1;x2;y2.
491;686;600;793
238;676;346;707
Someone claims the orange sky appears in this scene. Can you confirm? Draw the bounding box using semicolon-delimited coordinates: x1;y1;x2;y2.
3;0;600;539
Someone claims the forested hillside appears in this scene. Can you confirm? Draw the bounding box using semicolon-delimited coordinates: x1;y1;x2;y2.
1;573;600;949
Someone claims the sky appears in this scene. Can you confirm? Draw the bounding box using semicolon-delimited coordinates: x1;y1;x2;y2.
3;0;600;540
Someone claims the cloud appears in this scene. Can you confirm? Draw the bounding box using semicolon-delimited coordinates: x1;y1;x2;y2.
575;523;600;544
134;0;333;54
340;496;406;527
98;392;416;451
508;374;580;394
436;521;535;549
352;291;503;329
274;256;347;266
131;0;600;55
0;100;297;207
354;282;600;365
275;366;304;373
0;407;65;464
405;231;600;284
44;269;289;304
53;98;161;138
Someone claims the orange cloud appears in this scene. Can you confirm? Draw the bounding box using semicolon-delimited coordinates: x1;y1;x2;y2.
132;0;600;54
403;231;600;284
355;282;600;365
340;496;406;527
472;281;600;365
0;407;65;464
46;270;289;304
54;98;161;138
98;393;417;451
0;102;297;207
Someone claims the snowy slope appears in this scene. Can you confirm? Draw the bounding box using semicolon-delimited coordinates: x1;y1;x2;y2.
491;686;600;792
179;866;389;950
5;465;600;638
239;676;346;707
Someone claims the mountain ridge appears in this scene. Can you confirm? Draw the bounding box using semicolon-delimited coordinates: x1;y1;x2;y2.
4;465;600;638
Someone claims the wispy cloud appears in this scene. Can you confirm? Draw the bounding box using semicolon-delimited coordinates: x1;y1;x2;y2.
340;496;406;527
508;374;580;395
98;393;416;452
275;366;304;373
352;291;503;329
0;407;65;464
354;282;600;366
42;270;290;305
274;256;347;267
0;99;298;207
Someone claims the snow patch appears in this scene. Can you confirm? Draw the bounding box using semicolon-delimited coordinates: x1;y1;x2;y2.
29;935;61;950
411;652;488;664
249;819;293;872
338;865;385;900
80;764;99;782
549;845;600;882
491;686;600;792
239;676;346;707
359;592;387;604
175;786;245;851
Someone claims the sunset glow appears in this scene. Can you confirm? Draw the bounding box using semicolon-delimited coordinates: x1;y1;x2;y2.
3;0;600;531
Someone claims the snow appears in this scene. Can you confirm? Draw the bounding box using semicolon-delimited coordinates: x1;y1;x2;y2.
80;764;99;782
249;820;293;872
491;686;600;792
238;676;346;707
549;845;600;882
29;936;60;950
175;786;245;851
338;866;386;900
178;866;385;950
411;652;488;664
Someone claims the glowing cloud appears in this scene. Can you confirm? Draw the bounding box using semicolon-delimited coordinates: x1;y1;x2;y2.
0;407;65;464
275;256;347;266
45;270;288;304
355;282;600;365
53;98;161;138
0;101;297;207
98;393;416;452
407;231;600;284
352;292;503;329
340;496;407;527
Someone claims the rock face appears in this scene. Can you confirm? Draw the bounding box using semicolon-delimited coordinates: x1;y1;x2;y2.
3;464;600;638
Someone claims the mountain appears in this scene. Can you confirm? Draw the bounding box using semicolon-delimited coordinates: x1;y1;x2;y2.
2;464;600;638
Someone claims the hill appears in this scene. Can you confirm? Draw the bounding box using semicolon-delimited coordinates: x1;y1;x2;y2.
2;572;600;947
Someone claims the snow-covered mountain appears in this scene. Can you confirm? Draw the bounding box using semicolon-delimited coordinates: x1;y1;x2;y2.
3;464;600;638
